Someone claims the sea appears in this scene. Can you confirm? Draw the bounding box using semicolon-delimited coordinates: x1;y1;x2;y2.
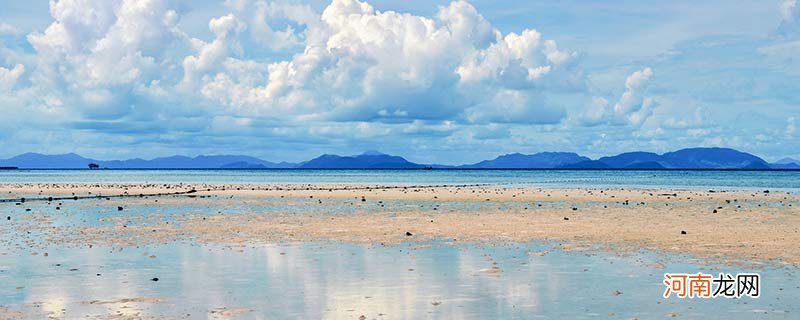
1;169;798;318
0;169;799;190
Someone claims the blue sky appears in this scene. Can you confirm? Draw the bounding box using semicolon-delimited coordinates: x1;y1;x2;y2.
0;0;798;164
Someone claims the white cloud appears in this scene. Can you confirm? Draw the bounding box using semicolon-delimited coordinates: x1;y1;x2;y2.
9;0;584;127
181;14;245;90
782;0;797;20
25;0;191;119
788;116;797;138
578;67;656;126
614;67;653;114
0;23;22;35
196;0;581;124
579;96;609;126
778;0;800;38
613;67;655;125
0;64;25;91
244;0;318;51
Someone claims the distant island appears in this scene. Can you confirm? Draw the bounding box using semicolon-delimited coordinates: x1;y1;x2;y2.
0;148;798;170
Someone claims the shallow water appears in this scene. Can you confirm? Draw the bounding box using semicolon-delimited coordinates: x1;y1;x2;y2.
1;175;799;318
2;169;800;190
0;241;797;319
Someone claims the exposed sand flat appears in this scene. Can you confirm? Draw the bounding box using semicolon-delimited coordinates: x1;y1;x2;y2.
2;183;798;266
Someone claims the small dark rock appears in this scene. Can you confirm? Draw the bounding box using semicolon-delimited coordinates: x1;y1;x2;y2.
563;217;569;220
150;277;159;282
117;206;123;211
405;231;413;236
680;230;687;235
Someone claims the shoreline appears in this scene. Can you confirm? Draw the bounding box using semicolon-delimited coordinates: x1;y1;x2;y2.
1;183;798;266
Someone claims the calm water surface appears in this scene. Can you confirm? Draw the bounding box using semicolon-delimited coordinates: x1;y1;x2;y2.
1;241;797;319
1;169;799;190
1;170;799;318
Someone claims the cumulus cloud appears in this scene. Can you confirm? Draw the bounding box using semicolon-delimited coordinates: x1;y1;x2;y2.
579;67;656;126
8;0;584;128
579;96;610;126
247;0;317;50
0;64;24;91
181;14;245;90
1;0;604;157
196;0;581;123
612;67;657;125
25;0;190;119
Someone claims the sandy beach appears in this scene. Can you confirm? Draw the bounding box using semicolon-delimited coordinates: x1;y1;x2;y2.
2;183;798;266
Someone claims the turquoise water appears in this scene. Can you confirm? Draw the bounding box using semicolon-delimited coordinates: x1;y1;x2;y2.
1;169;799;189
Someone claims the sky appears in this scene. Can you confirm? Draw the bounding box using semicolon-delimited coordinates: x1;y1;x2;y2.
0;0;798;164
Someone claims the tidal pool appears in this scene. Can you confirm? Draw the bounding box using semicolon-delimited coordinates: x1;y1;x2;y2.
0;240;797;319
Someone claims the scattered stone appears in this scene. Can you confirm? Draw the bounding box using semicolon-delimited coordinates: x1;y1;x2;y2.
563;217;569;221
117;206;124;211
405;231;413;236
680;230;687;235
150;277;159;282
480;266;502;274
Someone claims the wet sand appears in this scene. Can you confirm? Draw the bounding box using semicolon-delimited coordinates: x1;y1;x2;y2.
2;183;798;266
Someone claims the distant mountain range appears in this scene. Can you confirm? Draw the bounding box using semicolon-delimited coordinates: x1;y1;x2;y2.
459;152;590;169
0;153;295;169
772;157;800;169
298;152;423;169
0;148;798;170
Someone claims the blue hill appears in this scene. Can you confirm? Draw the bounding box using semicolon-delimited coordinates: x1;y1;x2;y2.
0;153;96;169
461;152;589;169
772;158;800;169
597;152;667;168
299;152;423;169
101;155;293;169
0;147;791;170
0;153;295;169
661;147;768;169
559;160;610;169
